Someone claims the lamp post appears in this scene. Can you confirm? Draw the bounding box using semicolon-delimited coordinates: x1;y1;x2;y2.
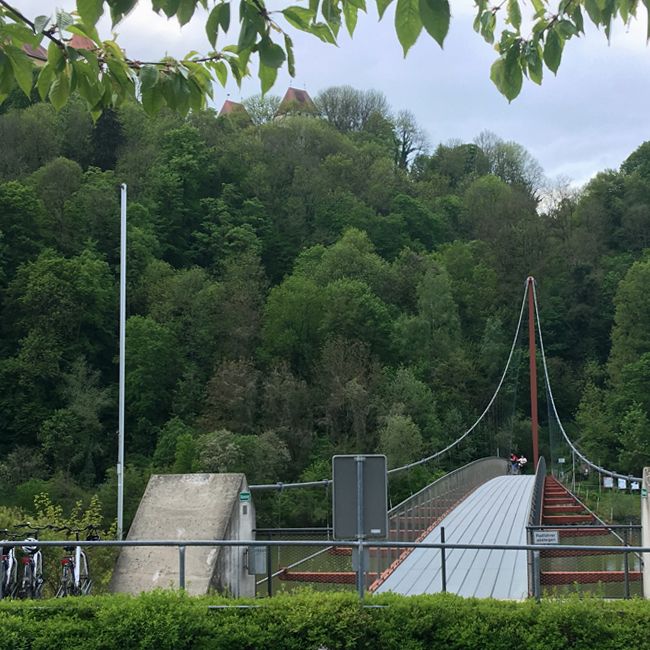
117;183;127;540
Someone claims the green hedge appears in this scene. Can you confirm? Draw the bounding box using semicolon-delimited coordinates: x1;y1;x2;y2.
2;591;650;650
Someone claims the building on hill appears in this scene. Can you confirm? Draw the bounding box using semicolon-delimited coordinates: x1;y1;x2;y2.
275;87;317;119
21;44;47;65
218;99;252;124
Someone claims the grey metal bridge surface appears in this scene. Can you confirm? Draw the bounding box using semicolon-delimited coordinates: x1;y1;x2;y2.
375;475;535;600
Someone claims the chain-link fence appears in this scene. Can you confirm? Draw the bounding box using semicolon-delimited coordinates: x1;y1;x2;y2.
529;524;643;598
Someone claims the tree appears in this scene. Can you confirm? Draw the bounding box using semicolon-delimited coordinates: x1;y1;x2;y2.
242;93;281;125
393;110;428;169
315;86;390;133
0;0;640;117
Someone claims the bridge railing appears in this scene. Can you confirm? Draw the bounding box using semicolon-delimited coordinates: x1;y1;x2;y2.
0;537;643;600
527;456;546;597
367;456;509;591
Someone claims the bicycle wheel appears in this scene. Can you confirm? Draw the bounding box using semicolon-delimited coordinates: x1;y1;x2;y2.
56;564;69;597
19;563;33;599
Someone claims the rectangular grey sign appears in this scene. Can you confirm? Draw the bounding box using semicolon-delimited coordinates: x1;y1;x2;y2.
332;454;388;540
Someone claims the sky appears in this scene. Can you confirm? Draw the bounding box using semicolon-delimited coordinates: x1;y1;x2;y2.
16;1;650;187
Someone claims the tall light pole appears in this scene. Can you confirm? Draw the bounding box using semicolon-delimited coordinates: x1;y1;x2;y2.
117;183;127;540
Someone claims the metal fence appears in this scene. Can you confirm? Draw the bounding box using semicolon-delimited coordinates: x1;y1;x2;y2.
528;524;643;599
0;537;646;600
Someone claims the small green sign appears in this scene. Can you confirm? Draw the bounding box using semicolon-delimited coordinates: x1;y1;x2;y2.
642;488;648;498
239;491;251;502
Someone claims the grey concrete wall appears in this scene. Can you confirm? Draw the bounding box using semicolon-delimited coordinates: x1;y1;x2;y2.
110;473;255;597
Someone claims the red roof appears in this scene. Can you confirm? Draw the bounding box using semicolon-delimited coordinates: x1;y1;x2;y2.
22;44;47;62
219;99;247;116
277;87;316;115
69;34;95;49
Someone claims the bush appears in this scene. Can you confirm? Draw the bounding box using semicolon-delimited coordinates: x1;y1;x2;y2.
2;591;650;650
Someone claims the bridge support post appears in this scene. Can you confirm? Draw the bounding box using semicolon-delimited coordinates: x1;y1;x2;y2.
527;277;539;467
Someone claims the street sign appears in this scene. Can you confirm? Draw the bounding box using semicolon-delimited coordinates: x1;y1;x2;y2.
239;491;251;502
533;530;559;545
642;488;648;498
557;458;565;464
332;454;388;540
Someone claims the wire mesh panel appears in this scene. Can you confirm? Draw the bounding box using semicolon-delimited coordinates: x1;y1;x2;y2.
254;529;356;596
535;525;643;599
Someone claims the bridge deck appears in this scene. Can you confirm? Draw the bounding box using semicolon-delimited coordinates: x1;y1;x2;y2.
375;475;535;600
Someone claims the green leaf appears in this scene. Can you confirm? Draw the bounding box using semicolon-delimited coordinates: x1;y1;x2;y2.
395;0;423;55
322;0;342;36
47;41;66;72
142;83;166;115
490;47;522;101
282;6;315;29
206;3;231;47
7;49;34;97
110;0;139;24
0;53;15;102
258;37;286;68
418;0;449;47
526;43;543;84
210;60;228;86
77;0;104;26
177;0;197;25
73;60;103;106
238;14;258;51
377;0;394;20
531;0;545;15
583;0;601;24
308;22;337;43
343;2;359;35
556;19;576;39
259;62;277;94
56;10;74;31
49;69;71;110
37;63;55;100
643;0;650;41
508;0;521;30
284;34;296;76
543;28;563;74
34;15;51;33
139;65;159;92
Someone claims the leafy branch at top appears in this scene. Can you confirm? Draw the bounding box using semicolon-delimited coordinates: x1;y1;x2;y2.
0;0;648;116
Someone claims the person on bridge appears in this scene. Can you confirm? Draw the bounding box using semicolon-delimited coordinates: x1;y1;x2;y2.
518;455;528;474
509;453;520;474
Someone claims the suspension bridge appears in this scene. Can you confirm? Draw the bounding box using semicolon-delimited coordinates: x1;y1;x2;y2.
262;277;644;599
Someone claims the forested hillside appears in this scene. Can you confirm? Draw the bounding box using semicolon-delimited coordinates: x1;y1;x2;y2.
0;86;649;528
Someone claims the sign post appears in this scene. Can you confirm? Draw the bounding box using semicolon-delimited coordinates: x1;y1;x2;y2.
332;454;388;599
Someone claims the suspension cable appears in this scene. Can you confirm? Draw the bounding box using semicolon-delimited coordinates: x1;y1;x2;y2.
532;280;642;483
387;279;530;475
251;281;530;491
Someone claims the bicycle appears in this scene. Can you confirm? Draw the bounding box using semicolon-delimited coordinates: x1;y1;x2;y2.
14;523;47;599
55;526;99;597
0;529;18;599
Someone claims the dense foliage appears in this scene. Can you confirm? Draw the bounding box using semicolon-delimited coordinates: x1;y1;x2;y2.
3;590;650;650
0;86;649;528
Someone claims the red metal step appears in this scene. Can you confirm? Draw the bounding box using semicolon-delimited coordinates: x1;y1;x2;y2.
543;514;595;525
541;571;641;585
543;505;585;513
278;570;378;584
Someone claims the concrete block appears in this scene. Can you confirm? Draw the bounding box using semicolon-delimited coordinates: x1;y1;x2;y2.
110;473;255;596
